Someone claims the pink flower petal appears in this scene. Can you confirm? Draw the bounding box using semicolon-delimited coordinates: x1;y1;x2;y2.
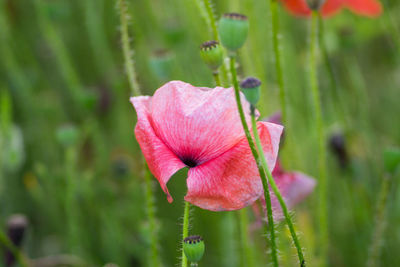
149;81;253;166
184;122;283;211
130;96;186;202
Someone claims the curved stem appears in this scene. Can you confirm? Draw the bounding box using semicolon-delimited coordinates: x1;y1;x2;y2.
251;113;306;267
0;230;29;267
117;0;141;96
270;0;287;125
229;55;279;267
181;201;191;267
310;11;328;266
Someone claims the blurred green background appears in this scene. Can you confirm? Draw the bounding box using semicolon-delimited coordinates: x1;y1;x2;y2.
0;0;399;266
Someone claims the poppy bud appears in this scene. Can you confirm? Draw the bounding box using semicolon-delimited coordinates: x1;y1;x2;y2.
240;77;261;107
200;41;224;71
329;133;349;169
183;235;205;263
56;125;79;147
218;13;249;53
383;147;400;174
5;214;28;267
306;0;326;11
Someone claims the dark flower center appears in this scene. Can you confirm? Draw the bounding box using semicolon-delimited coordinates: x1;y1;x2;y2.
180;156;198;168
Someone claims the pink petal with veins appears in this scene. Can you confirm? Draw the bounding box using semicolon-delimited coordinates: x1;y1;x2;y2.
185;122;283;211
130;96;186;202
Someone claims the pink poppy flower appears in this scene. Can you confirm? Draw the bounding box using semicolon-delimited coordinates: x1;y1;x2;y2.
281;0;382;17
130;81;283;211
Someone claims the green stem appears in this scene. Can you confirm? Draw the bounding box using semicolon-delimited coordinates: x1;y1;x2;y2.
238;208;255;267
196;0;229;86
0;230;29;267
229;55;279;267
367;174;392;267
202;0;219;41
213;71;221;87
117;0;141;96
251;112;306;267
310;11;328;266
116;2;160;264
181;201;191;267
270;0;287;125
144;166;161;267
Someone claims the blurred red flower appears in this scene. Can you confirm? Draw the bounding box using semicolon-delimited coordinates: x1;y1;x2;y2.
130;81;283;211
281;0;382;17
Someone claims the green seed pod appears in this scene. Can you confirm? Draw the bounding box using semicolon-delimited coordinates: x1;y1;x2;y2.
200;41;224;71
56;125;79;147
183;235;205;263
240;77;261;106
306;0;326;11
218;13;249;52
383;147;400;174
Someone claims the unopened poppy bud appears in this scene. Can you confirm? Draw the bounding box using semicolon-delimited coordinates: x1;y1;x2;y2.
200;41;224;71
240;77;261;106
383;147;400;174
183;235;205;263
218;13;249;52
306;0;326;11
56;125;79;147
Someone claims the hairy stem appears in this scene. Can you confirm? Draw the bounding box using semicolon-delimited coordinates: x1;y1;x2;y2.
310;11;328;266
181;201;191;267
229;55;279;267
251;112;306;267
117;0;141;96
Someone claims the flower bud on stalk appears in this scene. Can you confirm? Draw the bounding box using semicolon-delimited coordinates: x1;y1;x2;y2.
306;0;326;11
240;77;261;109
200;41;224;71
183;235;205;264
218;13;249;53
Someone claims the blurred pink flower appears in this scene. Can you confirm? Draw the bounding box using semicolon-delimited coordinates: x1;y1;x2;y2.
281;0;382;17
253;161;316;222
130;81;283;211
